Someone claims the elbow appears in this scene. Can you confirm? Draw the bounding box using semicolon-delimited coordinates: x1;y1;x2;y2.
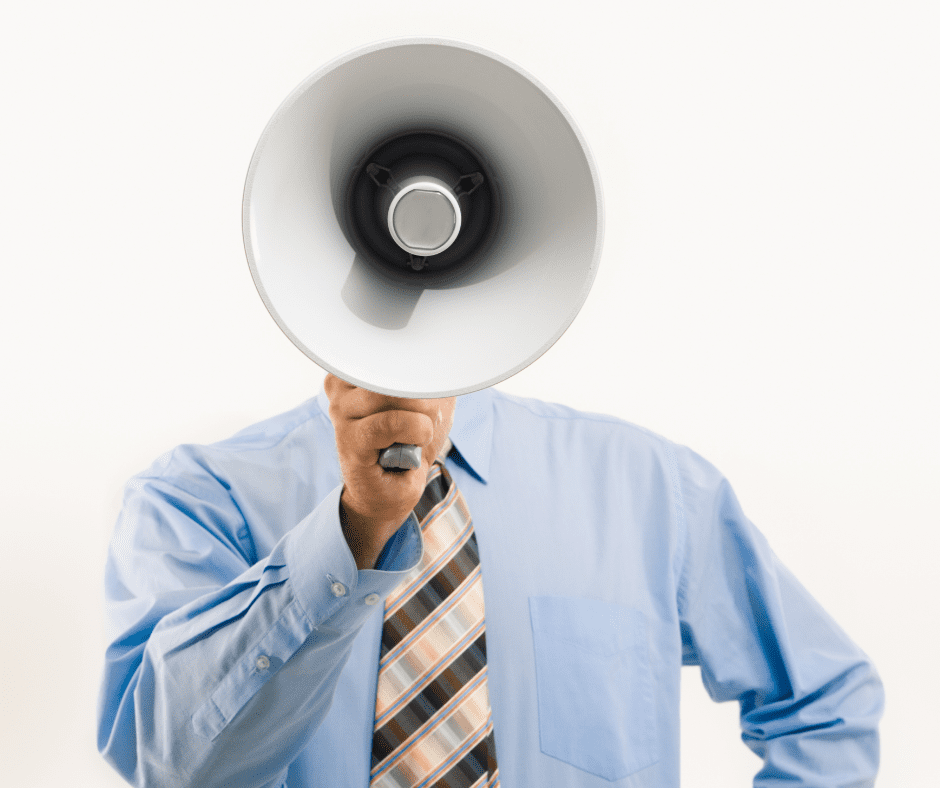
743;658;884;741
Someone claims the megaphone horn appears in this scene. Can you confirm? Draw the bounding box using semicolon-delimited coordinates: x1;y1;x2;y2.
244;37;604;404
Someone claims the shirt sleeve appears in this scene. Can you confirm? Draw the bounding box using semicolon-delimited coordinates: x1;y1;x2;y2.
97;450;422;788
672;443;884;787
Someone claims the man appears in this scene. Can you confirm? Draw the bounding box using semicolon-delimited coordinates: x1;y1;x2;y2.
98;374;883;787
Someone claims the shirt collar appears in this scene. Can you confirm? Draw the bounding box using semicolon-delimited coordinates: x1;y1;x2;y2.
314;386;493;484
449;388;493;483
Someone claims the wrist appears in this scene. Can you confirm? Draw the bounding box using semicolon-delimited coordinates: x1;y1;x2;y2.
339;491;402;570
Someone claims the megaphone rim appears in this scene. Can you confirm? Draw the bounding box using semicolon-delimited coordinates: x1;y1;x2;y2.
242;37;606;399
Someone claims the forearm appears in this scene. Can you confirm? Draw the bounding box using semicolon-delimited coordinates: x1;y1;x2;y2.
688;564;883;786
98;484;421;787
674;443;884;786
742;659;882;788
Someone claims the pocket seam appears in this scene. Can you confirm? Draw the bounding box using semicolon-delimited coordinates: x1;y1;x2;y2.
529;596;660;781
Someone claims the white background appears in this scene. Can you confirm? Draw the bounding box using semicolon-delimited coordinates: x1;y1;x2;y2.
1;2;937;785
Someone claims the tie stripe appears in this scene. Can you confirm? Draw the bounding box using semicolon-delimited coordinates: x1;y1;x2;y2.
373;631;487;760
384;490;473;614
370;692;492;788
381;532;480;654
381;564;482;666
375;619;486;728
414;469;448;520
371;454;499;788
376;573;485;716
432;730;499;788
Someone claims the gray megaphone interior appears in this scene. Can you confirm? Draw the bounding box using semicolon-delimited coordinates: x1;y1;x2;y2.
243;39;603;398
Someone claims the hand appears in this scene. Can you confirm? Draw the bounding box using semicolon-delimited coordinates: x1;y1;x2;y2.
324;374;456;569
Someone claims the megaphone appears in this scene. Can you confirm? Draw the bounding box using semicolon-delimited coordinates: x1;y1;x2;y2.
244;39;603;466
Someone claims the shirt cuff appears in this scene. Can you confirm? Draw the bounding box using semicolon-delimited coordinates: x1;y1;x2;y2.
286;484;423;631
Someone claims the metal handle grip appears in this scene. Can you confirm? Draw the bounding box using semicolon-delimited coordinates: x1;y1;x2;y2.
378;443;422;470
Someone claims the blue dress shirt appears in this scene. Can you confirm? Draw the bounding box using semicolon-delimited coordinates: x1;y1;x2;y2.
98;387;883;787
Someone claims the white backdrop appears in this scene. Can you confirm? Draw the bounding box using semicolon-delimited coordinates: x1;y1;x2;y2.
1;2;937;785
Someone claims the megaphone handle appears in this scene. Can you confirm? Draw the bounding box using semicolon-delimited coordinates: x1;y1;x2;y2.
378;443;422;471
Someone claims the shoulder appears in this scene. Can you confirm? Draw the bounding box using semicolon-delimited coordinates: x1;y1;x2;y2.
488;389;729;494
482;389;700;496
489;388;672;451
223;395;330;450
132;395;333;487
116;396;338;562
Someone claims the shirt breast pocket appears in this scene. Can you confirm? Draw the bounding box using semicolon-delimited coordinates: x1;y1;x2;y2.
529;596;659;781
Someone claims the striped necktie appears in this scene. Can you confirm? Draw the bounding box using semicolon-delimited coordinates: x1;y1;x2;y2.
369;444;499;788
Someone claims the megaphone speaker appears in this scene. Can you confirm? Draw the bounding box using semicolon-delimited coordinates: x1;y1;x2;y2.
243;38;604;399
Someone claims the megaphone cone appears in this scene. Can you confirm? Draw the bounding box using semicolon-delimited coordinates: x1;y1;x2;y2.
244;38;603;398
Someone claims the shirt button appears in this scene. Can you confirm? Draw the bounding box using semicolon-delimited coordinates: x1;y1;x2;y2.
256;655;270;671
330;581;347;597
364;593;380;606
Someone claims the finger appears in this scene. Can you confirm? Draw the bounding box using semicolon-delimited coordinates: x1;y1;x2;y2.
327;379;433;419
323;373;356;403
324;376;384;423
327;385;439;431
341;462;428;522
346;395;439;423
344;410;435;463
341;443;429;495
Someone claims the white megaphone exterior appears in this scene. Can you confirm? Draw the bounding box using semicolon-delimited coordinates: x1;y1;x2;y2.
243;38;604;400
